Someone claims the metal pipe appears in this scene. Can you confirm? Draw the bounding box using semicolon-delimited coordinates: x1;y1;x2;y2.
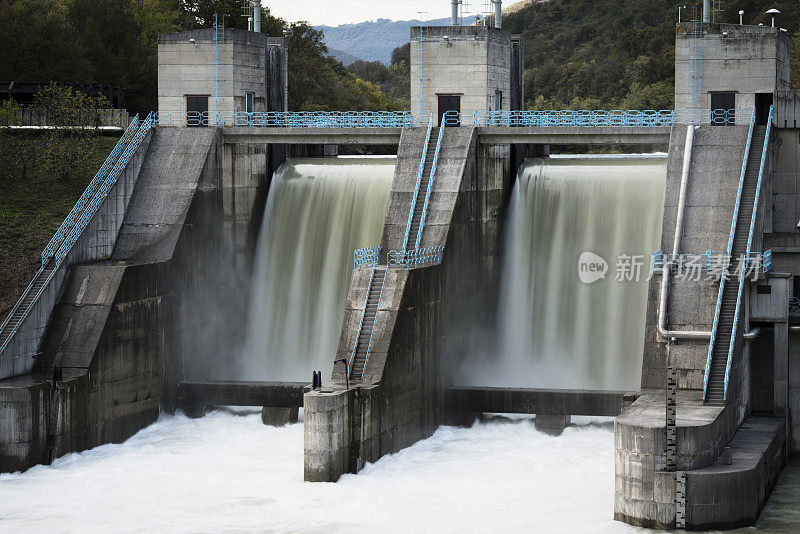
494;0;502;29
451;0;459;26
743;327;761;340
253;1;261;33
703;0;711;23
658;125;712;340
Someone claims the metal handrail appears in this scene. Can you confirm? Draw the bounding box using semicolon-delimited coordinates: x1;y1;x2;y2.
359;268;386;381
414;114;446;249
0;113;155;358
703;106;756;401
443;108;752;128
152;109;751;129
348;266;378;378
387;246;444;268
354;245;381;268
41;115;140;266
155;110;426;128
402;112;434;251
57;112;154;263
724;105;772;400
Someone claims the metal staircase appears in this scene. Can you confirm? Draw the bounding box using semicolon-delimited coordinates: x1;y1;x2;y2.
349;267;386;381
705;124;767;404
0;114;153;366
406;128;438;251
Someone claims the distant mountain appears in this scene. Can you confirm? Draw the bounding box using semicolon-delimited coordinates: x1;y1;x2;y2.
318;17;451;65
327;47;361;66
317;2;534;65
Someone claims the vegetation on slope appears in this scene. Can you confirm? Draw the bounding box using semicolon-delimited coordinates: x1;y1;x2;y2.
0;86;119;316
0;0;390;113
503;0;800;110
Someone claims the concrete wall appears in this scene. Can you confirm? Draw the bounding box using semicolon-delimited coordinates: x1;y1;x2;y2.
0;129;153;380
158;29;287;117
641;125;748;391
306;126;518;481
675;23;790;120
0;127;251;473
410;26;516;119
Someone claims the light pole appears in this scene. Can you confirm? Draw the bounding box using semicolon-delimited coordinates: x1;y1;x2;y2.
739;10;744;25
678;5;687;24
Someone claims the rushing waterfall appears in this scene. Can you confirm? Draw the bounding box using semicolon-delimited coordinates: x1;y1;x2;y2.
465;155;666;390
240;157;394;381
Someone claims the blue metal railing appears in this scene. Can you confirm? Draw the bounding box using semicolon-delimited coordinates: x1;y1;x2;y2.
414;115;446;249
690;8;702;109
442;109;751;128
354;245;381;268
0;113;154;357
41;115;141;266
57;112;154;263
762;249;773;273
357;268;386;381
154;110;424;128
402;112;434;251
723;105;773;400
387;246;444;268
153;109;750;129
703;106;757;402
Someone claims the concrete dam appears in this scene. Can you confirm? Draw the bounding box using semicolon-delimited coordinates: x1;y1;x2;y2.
3;18;800;532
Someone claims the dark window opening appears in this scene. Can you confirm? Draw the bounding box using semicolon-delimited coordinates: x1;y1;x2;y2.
757;285;772;294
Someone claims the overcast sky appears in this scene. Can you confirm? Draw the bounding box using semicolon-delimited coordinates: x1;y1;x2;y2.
267;1;456;27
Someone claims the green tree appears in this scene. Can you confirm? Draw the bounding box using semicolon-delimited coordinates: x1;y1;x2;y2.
66;0;181;114
33;84;111;181
0;0;91;82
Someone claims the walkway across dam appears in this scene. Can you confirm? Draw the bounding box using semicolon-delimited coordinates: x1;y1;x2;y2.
446;387;636;417
177;380;307;408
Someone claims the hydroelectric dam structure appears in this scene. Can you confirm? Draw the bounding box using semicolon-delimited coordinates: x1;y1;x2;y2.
2;12;800;532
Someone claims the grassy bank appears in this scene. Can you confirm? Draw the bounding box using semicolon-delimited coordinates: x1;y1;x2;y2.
0;134;119;317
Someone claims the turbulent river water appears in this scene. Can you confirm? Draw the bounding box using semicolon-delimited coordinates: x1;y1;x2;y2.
0;412;797;533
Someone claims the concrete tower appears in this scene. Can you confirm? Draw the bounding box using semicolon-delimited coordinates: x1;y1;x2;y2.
410;25;524;125
675;22;790;124
157;28;287;119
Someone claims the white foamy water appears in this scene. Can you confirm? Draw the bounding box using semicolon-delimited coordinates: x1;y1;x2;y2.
2;413;796;533
240;157;394;381
0;413;644;533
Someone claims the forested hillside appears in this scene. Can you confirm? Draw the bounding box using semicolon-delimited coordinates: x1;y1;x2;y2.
504;0;800;110
0;0;394;113
2;0;797;114
351;0;800;111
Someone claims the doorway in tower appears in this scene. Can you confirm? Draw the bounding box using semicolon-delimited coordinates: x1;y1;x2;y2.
437;94;461;126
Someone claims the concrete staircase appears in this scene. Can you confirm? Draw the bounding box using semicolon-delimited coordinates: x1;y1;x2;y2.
406;128;438;251
706;125;767;405
349;267;386;381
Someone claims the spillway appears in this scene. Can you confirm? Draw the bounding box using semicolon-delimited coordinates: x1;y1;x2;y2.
463;155;666;390
239;157;394;381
